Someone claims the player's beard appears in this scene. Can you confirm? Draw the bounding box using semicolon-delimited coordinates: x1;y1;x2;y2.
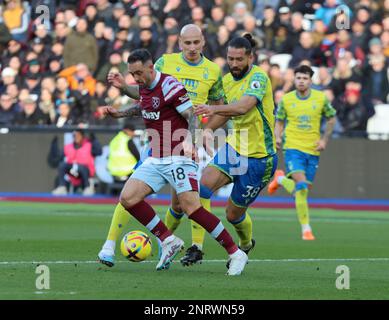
229;64;250;80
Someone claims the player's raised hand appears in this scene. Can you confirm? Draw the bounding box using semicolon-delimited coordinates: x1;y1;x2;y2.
107;72;125;89
315;139;327;151
99;106;121;118
194;104;214;117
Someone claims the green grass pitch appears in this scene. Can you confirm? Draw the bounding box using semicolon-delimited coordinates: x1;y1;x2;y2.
0;201;388;300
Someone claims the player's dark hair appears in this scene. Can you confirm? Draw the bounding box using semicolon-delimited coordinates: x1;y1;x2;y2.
127;49;153;64
228;33;257;55
294;65;314;78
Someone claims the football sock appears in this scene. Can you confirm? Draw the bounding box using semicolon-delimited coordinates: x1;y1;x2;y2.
229;212;253;250
125;201;172;242
302;224;312;233
164;207;184;233
106;202;131;243
189;207;238;255
295;182;309;226
278;176;296;194
190;197;211;250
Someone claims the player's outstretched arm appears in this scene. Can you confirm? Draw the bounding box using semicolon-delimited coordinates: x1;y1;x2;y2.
107;72;140;100
100;105;141;118
194;96;257;117
316;116;336;151
275;120;285;151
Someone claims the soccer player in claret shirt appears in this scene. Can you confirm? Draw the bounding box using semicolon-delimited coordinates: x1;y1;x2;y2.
98;24;225;267
267;65;336;240
195;34;278;264
98;49;248;275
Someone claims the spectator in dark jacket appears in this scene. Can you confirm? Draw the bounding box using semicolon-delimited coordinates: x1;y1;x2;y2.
0;93;19;125
363;55;389;105
13;96;50;125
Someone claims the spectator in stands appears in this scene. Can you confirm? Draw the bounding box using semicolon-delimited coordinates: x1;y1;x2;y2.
207;6;225;35
312;66;333;91
85;3;99;34
261;6;278;50
330;57;362;97
0;67;17;94
1;0;29;42
38;88;56;123
54;102;74;127
0;21;12;52
107;123;140;182
96;50;127;82
63;18;99;73
224;15;239;38
96;0;113;25
253;0;280;21
13;95;50;125
331;29;365;67
59;63;96;96
314;0;342;27
22;72;41;97
271;24;293;53
363;54;389;105
155;26;180;58
333;86;368;136
0;92;19;125
289;32;323;68
54;22;70;44
51;129;102;196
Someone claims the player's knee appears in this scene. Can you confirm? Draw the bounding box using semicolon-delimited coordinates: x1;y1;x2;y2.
295;181;309;191
119;194;140;210
225;207;242;223
199;184;214;199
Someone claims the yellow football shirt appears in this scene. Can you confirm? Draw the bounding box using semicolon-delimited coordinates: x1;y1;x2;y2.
154;52;224;105
276;89;336;156
223;65;276;158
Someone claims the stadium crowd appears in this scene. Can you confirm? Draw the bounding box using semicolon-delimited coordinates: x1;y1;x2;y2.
0;0;388;136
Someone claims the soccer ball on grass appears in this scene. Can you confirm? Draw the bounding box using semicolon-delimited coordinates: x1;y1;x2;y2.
120;230;152;262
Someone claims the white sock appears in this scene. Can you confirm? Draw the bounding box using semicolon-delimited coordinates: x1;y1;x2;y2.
103;240;116;252
162;234;175;244
302;224;312;233
229;249;243;258
277;176;285;184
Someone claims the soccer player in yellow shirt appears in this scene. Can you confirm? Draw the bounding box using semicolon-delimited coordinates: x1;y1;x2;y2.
195;34;277;263
98;24;225;267
267;65;336;240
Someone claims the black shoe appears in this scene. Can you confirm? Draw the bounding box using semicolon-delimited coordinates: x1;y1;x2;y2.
180;245;204;266
226;239;256;269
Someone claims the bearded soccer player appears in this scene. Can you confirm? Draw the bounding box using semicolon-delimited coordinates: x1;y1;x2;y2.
99;24;225;267
97;49;248;275
267;65;336;240
194;34;277;263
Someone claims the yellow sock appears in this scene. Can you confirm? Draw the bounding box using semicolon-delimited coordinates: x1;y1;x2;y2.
164;207;184;232
190;197;211;249
280;177;296;194
230;212;253;249
295;189;309;226
107;202;131;241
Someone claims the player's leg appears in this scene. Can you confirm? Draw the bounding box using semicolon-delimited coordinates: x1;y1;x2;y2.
268;150;296;195
227;154;277;256
178;190;248;276
180;165;231;266
164;188;184;233
120;163;185;271
98;160;147;266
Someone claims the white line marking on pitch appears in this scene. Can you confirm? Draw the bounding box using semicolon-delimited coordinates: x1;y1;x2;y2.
1;258;389;265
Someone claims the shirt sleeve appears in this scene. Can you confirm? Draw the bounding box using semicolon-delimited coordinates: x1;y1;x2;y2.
154;56;165;72
276;98;286;121
164;77;192;113
208;72;225;102
243;72;268;102
322;95;337;118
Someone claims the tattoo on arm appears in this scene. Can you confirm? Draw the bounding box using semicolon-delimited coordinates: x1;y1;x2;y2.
118;104;141;118
121;85;140;100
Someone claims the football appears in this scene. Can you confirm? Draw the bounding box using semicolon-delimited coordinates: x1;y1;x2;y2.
120;230;152;262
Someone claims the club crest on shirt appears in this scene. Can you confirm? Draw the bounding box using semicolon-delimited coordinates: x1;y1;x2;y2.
152;97;160;109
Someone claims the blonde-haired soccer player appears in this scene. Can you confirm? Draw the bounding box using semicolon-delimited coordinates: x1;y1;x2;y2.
267;65;336;240
98;24;224;267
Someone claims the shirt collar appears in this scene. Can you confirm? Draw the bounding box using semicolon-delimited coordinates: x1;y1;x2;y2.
149;71;161;90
